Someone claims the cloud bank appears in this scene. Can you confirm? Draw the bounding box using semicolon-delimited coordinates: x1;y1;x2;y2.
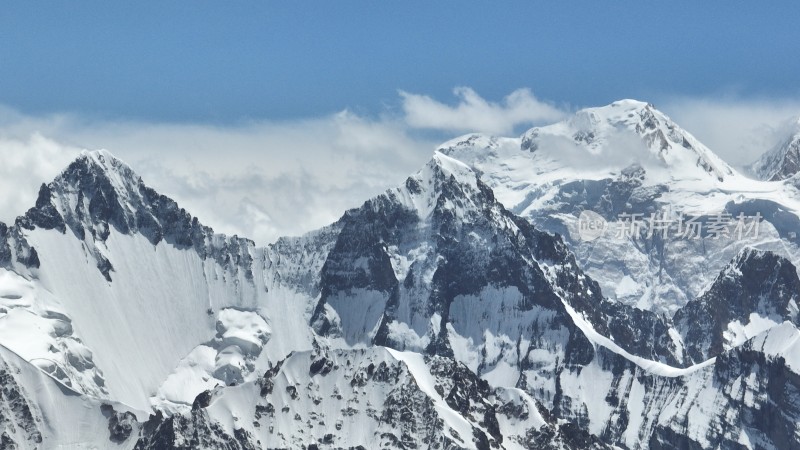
0;88;569;245
2;89;799;245
0;133;81;226
660;96;800;167
0;110;442;245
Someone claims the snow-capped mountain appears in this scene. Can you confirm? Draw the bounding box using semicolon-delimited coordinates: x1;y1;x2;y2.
749;117;800;181
439;100;800;315
2;101;800;449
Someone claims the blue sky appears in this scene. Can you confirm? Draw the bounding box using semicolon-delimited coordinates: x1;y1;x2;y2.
2;2;799;122
1;2;800;244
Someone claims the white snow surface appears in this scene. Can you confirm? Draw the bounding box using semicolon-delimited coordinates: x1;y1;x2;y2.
9;212;320;412
748;321;800;372
0;342;145;449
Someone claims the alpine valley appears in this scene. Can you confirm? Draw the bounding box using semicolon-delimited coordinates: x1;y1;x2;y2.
3;100;800;449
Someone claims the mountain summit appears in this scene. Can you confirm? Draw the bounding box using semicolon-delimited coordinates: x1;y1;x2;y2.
439;100;737;198
18;149;253;281
521;99;734;181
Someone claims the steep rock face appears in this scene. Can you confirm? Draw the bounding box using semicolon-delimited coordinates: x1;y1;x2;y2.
0;151;277;411
17;150;254;282
135;410;259;450
312;154;580;351
646;323;800;450
750;118;800;181
707;338;800;449
0;222;39;271
0;357;42;449
264;222;343;298
675;249;800;362
536;323;800;450
310;153;685;371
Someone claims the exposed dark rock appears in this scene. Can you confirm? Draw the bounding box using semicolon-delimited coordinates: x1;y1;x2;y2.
134;410;259;450
15;151;255;281
101;403;137;443
191;390;213;411
675;249;800;362
0;364;42;448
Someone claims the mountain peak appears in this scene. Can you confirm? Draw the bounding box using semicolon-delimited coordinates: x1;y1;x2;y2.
586;98;655;120
72;149;138;181
437;100;735;184
748;116;800;181
609;98;652;108
430;151;478;185
20;149;145;238
68;149;141;194
520;99;734;182
78;148;134;172
17;149;253;281
382;151;488;222
80;148;122;164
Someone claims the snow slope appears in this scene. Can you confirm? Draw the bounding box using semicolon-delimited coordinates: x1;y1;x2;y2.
0;342;145;449
0;151;323;414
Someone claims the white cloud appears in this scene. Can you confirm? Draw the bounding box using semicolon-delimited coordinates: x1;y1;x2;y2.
0;133;81;225
660;96;800;167
0;88;560;245
400;87;567;135
4;88;797;246
0;107;440;245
